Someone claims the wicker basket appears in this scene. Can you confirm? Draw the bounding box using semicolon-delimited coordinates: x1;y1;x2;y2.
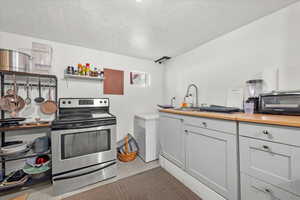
117;136;138;162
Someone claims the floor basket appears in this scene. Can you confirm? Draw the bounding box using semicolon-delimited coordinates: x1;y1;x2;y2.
117;135;138;162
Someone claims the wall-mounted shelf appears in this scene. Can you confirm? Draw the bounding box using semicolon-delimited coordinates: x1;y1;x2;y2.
64;74;104;81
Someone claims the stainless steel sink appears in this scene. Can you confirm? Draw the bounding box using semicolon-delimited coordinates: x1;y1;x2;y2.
173;107;201;111
174;105;240;113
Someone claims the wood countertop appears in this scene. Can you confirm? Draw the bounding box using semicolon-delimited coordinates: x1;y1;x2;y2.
160;109;238;121
159;109;300;128
0;122;51;132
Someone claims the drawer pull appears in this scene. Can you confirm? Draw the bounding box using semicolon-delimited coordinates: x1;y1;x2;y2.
262;145;269;150
252;186;279;199
265;188;272;193
262;130;273;139
264;188;279;199
202;122;207;127
262;130;269;135
262;145;275;154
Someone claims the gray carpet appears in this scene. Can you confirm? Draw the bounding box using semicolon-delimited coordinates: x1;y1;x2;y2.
64;167;202;200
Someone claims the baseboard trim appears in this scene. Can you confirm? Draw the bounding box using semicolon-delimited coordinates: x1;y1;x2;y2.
159;155;226;200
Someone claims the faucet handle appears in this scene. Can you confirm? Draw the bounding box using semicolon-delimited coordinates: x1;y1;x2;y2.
171;97;176;107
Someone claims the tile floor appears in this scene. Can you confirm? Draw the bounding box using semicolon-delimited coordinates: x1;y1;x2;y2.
0;157;159;200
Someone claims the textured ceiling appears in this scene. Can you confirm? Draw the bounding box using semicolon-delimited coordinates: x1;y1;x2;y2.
0;0;298;60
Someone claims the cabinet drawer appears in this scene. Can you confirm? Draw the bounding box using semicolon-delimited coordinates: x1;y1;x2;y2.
241;173;300;200
184;116;236;134
239;122;300;147
240;136;300;196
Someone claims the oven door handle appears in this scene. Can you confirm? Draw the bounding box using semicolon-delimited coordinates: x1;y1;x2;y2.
67;124;107;130
60;123;115;130
53;124;116;134
53;161;116;181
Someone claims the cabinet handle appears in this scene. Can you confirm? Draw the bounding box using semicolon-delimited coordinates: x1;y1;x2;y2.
202;122;207;127
184;130;188;134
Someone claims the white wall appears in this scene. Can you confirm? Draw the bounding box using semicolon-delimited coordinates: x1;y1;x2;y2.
0;32;164;141
164;1;300;106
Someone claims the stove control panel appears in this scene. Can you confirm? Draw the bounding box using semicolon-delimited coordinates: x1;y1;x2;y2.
59;98;109;108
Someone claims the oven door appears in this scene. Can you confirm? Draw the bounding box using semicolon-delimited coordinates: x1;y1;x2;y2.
51;125;116;174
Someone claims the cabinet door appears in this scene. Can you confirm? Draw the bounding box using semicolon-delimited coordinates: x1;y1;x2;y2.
159;114;185;168
240;137;300;196
185;125;238;200
241;173;300;200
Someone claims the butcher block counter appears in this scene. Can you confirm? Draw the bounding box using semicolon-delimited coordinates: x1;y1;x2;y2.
159;109;300;128
0;122;51;132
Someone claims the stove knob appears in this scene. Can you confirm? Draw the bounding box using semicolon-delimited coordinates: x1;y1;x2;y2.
68;101;72;104
100;101;103;103
104;100;107;104
62;101;66;104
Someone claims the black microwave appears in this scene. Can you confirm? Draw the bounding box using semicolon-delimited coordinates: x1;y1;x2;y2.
259;90;300;115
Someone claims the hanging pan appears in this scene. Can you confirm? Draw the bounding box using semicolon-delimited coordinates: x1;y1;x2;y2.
40;81;57;114
0;75;25;116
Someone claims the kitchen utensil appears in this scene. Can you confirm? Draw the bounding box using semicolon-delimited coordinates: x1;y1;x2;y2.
157;104;174;109
0;49;30;72
3;141;23;147
0;83;14;110
0;170;29;191
10;77;25;117
26;155;50;168
0;118;25;127
25;121;49;126
6;84;14;95
23;155;51;179
34;78;44;103
0;90;13;111
25;79;31;105
0;76;25;115
0;143;28;155
32;136;49;153
40;83;57;114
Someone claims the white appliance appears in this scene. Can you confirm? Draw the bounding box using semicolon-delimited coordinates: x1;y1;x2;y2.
134;113;159;163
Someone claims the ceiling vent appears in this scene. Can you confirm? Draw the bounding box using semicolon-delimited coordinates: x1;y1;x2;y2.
154;56;171;64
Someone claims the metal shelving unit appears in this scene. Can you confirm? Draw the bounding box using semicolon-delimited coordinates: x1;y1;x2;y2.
0;149;51;163
0;70;57;191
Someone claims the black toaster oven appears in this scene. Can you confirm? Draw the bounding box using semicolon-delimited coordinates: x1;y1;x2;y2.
259;91;300;115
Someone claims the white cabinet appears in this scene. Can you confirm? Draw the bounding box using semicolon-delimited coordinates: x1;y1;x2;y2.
185;125;238;200
240;123;300;199
134;114;159;162
239;122;300;147
241;173;300;200
158;113;185;168
158;112;238;200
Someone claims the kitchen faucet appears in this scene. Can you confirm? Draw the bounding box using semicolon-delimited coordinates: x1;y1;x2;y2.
185;84;199;107
170;97;176;107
